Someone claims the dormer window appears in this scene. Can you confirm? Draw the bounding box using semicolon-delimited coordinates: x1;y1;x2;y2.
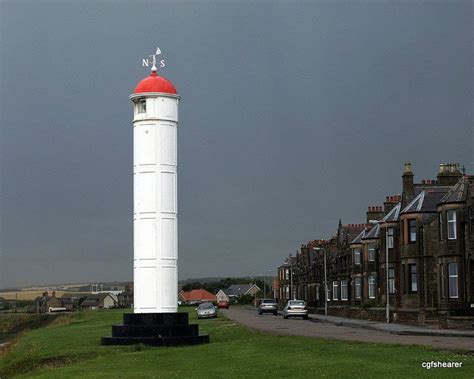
138;99;146;113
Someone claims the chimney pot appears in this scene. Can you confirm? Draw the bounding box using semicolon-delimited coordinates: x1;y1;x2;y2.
404;162;413;174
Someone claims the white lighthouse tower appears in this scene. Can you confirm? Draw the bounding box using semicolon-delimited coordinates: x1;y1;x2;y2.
129;57;180;313
102;51;208;345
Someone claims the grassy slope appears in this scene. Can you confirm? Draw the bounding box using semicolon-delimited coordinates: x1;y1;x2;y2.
0;308;472;378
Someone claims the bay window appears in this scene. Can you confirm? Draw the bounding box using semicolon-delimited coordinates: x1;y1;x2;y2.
368;276;376;299
448;263;459;298
447;210;457;240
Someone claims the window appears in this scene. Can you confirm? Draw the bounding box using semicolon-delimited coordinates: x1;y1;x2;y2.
354;278;362;299
354;248;361;265
138;99;146;113
285;269;289;280
341;280;348;301
316;285;320;301
409;219;417;243
439;212;444;241
387;227;394;249
332;281;339;300
388;268;395;294
440;264;445;299
368;244;376;262
285;286;290;300
448;263;459;298
409;264;417;293
447;210;457;240
368;276;376;299
326;286;331;301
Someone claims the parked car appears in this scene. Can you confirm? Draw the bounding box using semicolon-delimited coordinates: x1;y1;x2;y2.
217;301;229;309
196;302;217;319
282;300;309;319
258;299;278;315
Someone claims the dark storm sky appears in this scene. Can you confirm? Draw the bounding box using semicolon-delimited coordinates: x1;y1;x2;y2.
0;1;471;288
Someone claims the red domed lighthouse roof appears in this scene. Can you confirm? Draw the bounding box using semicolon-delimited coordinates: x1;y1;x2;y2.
133;72;177;94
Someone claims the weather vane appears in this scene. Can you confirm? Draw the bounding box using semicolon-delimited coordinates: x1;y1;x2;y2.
142;47;166;72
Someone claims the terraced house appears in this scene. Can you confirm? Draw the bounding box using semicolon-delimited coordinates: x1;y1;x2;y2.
275;162;474;329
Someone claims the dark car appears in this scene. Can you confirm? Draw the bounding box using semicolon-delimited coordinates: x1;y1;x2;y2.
258;299;278;315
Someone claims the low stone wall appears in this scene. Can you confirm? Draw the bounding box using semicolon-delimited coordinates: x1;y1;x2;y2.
323;306;388;322
315;306;474;329
446;316;474;330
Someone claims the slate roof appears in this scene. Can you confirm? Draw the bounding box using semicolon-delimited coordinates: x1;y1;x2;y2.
225;284;260;297
438;177;469;204
80;293;112;307
401;188;450;214
382;202;401;223
350;228;368;245
362;223;380;240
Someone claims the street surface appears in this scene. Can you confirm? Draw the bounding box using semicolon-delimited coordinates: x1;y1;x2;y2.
220;306;474;352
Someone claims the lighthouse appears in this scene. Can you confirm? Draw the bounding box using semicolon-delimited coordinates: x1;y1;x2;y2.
102;49;208;346
130;61;179;313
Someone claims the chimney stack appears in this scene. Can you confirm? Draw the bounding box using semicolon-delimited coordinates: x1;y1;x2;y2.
367;205;384;223
402;162;415;206
437;162;462;186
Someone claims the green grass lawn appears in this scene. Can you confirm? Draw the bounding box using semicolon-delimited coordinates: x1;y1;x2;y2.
0;307;473;378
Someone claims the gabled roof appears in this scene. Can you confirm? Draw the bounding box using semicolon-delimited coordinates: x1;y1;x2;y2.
362;223;380;240
401;188;449;214
382;202;401;223
179;289;215;302
350;228;368;245
438;176;469;204
225;284;260;297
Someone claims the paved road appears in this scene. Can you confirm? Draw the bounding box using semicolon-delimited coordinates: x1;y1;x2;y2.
220;307;474;352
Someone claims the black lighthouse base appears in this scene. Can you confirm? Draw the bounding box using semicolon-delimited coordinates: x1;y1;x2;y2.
101;312;209;347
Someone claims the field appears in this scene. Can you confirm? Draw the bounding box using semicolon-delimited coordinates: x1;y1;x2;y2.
0;308;473;378
0;291;90;301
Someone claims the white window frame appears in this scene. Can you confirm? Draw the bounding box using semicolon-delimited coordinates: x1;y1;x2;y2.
448;263;459;299
409;264;417;293
368;276;376;299
388;268;395;294
355;278;362;299
341;280;348;301
368;244;376;262
354;248;361;265
332;281;339;300
447;210;457;240
387;227;394;249
409;219;417;243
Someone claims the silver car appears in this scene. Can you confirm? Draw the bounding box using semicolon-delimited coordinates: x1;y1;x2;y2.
196;302;217;319
283;300;309;319
258;299;278;315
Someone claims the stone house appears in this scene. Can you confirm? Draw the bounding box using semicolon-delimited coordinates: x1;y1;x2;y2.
276;162;474;328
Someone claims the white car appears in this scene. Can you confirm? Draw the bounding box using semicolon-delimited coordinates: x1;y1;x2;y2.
282;300;309;319
196;302;217;319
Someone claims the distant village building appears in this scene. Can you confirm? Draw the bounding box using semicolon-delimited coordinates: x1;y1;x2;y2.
215;289;229;303
80;293;117;310
225;284;260;299
36;291;65;313
178;289;216;304
276;162;474;329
